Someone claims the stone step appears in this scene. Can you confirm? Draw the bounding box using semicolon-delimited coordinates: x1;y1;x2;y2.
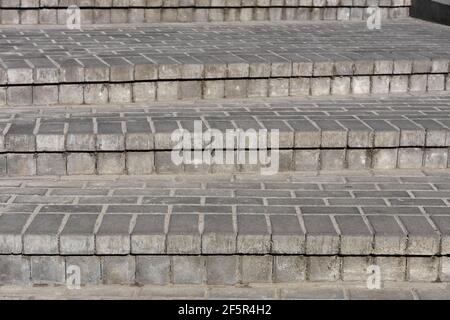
0;94;450;175
3;282;450;300
0;170;449;285
1;19;449;106
0;0;411;25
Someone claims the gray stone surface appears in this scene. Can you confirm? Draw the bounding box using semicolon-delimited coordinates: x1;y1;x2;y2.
0;94;447;174
0;171;448;255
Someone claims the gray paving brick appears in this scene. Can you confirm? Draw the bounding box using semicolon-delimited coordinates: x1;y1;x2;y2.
96;214;132;254
430;216;450;255
136;256;170;285
335;215;373;255
23;214;64;254
30;256;65;285
367;215;407;255
131;214;166;254
101;256;135;285
206;256;238;285
202;214;236;254
60;214;97;255
303;215;339;254
237;215;270;253
172;256;205;284
241;255;273;284
167;214;201;254
0;256;30;285
399;215;440;255
0;214;29;254
270;215;305;254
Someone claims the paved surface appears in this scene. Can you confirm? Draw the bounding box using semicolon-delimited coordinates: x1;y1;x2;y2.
0;0;412;9
1;93;450;151
0;19;449;84
0;169;450;255
0;282;449;300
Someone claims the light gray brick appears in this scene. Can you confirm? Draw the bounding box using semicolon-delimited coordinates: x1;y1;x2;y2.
342;256;372;281
311;77;331;96
0;214;29;254
320;149;346;170
0;256;30;285
398;148;423;169
126;152;154;174
96;214;131;254
367;215;407;255
131;215;166;254
241;255;272;284
374;256;406;281
237;215;270;253
67;153;96;175
372;149;398;169
424;148;448;169
97;153;126;175
136;256;170;285
60;85;84;104
206;256;238;285
7;154;36;175
101;256;135;285
336;215;372;255
274;256;307;283
304;215;339;255
167;214;201;254
84;84;109;104
308;256;340;282
23;214;64;254
7;87;32;106
60;214;97;255
157;81;179;101
31;256;65;285
270;215;305;254
37;153;66;175
203;214;236;254
172;256;205;284
428;74;446;91
407;257;439;282
33;85;58;105
399;215;440;255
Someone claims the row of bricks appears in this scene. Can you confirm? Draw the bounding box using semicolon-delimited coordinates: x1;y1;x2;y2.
3;116;450;151
0;0;413;9
0;6;409;24
0;148;449;176
0;254;445;286
1;54;448;85
1;212;450;255
2;75;450;106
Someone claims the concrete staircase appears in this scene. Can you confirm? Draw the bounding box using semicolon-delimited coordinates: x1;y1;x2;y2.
0;0;411;25
0;0;450;296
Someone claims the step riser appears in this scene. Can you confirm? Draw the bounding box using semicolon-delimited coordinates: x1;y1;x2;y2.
2;75;450;106
0;255;445;286
0;148;449;176
0;6;409;24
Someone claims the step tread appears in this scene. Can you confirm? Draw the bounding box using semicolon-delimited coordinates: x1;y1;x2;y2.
0;19;449;85
1;94;449;151
3;283;450;300
0;169;449;256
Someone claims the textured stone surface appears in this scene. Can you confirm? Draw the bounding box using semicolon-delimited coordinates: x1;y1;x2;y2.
0;171;447;255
